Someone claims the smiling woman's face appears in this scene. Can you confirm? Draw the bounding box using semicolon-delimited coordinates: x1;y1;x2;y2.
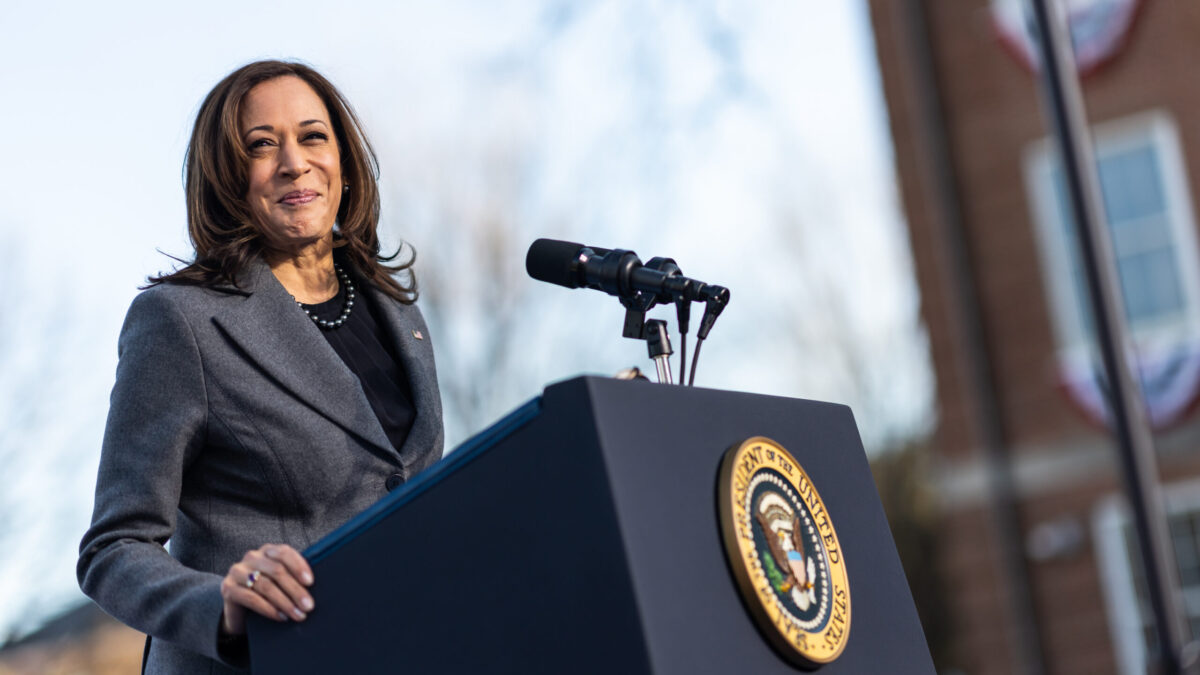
239;76;343;256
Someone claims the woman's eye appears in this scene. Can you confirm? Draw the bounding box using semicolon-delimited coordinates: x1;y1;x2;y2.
246;138;272;151
304;132;329;142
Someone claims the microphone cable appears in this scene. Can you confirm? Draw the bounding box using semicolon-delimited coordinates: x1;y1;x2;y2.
688;339;703;387
676;295;690;385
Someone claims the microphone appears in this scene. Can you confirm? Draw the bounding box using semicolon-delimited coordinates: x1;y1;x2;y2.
696;285;730;340
524;238;610;289
525;238;712;304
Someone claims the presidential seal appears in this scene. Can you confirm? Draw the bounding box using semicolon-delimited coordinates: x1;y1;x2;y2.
717;437;850;669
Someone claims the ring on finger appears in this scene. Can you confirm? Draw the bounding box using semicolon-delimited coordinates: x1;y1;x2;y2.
245;570;261;590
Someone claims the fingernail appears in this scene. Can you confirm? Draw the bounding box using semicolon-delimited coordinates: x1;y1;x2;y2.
277;611;288;621
301;597;314;611
292;608;307;620
302;572;313;585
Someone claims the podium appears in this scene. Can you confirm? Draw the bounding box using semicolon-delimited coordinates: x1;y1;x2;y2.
248;377;934;673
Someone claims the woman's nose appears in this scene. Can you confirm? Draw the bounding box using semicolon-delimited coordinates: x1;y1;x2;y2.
277;140;309;177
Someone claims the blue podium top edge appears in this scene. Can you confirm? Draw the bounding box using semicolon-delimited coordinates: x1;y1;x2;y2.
305;395;544;564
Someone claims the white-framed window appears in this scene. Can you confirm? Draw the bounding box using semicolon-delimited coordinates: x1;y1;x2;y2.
1024;111;1200;427
1094;481;1200;674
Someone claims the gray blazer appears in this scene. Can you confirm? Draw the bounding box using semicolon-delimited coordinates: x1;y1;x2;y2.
77;258;444;674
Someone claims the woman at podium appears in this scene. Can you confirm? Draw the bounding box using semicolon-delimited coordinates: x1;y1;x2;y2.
76;60;444;673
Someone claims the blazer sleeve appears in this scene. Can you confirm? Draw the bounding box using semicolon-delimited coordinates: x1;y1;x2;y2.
77;288;230;663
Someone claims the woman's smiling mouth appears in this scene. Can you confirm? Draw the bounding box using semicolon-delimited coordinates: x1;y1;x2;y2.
279;190;318;205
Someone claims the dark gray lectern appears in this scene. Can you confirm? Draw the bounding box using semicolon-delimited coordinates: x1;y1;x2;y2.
248;377;933;673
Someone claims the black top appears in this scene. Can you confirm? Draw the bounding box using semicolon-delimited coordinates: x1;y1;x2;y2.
301;283;416;452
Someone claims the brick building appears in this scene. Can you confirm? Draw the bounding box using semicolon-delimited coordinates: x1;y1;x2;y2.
867;1;1200;673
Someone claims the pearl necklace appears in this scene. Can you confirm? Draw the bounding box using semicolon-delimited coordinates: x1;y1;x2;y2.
297;264;356;330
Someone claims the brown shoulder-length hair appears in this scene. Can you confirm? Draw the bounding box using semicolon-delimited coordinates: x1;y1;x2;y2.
150;59;416;303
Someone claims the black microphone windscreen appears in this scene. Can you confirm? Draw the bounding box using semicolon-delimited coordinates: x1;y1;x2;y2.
526;238;586;288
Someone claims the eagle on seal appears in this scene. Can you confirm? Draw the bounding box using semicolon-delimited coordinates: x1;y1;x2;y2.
755;503;818;610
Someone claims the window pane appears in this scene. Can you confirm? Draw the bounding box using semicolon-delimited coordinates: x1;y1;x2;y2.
1111;215;1171;253
1173;514;1200;586
1049;141;1182;331
1119;248;1183;323
1123;508;1200;648
1099;146;1165;224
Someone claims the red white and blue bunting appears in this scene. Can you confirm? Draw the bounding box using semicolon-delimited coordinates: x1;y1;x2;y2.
1059;343;1200;431
991;0;1144;76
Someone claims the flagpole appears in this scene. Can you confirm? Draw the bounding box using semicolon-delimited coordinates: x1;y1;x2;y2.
1024;0;1190;672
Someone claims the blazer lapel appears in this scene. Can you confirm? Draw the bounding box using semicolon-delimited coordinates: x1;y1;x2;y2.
211;259;398;460
360;279;443;470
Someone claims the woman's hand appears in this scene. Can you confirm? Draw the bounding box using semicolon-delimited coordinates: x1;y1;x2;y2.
219;544;315;636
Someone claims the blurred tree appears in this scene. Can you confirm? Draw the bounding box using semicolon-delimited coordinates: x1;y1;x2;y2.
393;141;555;441
763;202;932;452
0;232;97;644
381;0;931;452
871;440;953;670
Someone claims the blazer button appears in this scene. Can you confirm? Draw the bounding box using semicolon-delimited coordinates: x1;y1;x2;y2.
385;473;405;492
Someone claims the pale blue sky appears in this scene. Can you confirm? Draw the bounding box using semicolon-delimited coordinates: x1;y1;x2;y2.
0;0;931;641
